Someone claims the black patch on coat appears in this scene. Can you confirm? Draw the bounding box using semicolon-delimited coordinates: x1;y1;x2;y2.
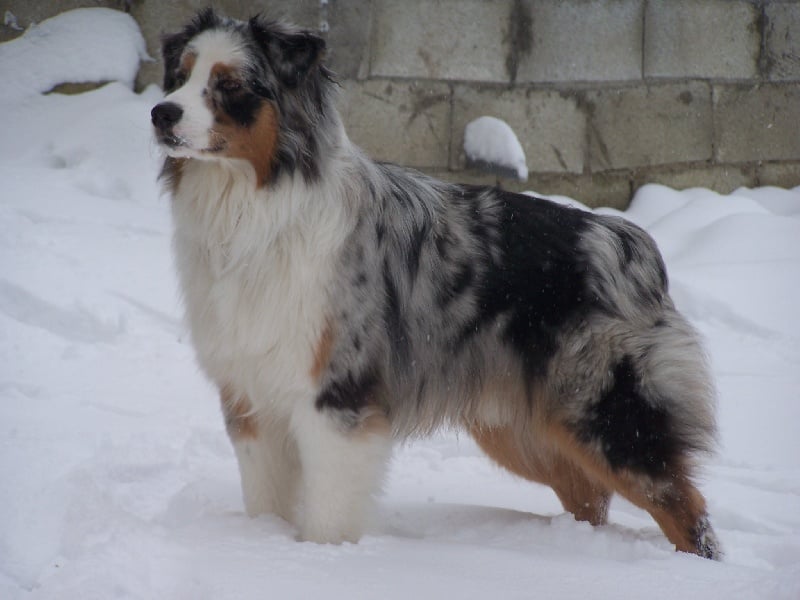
456;188;595;377
575;356;679;477
316;368;379;417
437;262;474;308
216;87;264;127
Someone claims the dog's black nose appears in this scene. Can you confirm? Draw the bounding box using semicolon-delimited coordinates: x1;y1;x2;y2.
151;102;184;131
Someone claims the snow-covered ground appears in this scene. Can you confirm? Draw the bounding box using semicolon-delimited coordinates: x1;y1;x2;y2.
1;10;799;599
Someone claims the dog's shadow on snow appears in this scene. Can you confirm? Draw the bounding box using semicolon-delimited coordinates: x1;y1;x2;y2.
375;502;671;558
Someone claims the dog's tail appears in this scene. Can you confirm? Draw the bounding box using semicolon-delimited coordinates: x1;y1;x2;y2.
554;308;721;558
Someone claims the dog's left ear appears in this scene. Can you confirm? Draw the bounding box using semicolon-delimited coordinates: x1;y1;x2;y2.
250;17;326;87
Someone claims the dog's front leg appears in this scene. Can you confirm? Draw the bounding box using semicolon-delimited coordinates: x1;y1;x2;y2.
221;385;299;523
290;400;392;544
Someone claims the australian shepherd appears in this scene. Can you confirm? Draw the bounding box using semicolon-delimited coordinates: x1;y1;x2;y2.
152;9;721;558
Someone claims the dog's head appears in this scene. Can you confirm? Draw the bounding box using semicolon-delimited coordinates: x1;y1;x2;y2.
151;9;332;186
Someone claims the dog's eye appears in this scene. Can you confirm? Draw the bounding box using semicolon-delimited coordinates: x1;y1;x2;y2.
218;78;242;93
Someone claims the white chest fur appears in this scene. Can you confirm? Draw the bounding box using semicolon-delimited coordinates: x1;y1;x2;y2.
170;159;349;409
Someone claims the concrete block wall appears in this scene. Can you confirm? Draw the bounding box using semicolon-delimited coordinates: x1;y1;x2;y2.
4;0;799;208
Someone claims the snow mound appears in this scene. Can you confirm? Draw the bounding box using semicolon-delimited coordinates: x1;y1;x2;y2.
464;115;528;181
0;8;148;102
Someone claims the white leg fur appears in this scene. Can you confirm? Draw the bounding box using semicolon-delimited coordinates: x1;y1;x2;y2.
291;404;393;543
231;414;299;524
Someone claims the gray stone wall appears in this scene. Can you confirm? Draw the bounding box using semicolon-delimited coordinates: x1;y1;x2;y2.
4;0;799;208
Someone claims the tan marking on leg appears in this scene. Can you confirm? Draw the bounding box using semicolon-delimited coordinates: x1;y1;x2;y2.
471;425;610;526
310;322;335;382
471;425;551;483
220;384;259;440
548;424;714;556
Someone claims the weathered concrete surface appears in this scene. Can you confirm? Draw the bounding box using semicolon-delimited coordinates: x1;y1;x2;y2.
451;85;586;174
516;0;643;83
757;162;800;189
587;83;713;171
423;169;632;209
765;2;800;81
714;84;800;163
370;0;513;82
644;0;760;79
633;164;757;195
338;79;452;168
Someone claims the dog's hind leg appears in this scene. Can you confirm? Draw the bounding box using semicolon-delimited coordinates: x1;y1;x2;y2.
291;401;392;544
471;425;611;526
549;422;721;559
545;346;721;559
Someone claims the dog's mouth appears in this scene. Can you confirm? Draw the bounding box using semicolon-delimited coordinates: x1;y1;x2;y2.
202;142;227;154
155;130;227;157
157;132;187;149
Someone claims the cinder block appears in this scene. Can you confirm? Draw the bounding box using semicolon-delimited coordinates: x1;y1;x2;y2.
370;0;513;82
633;164;757;195
757;162;800;189
324;0;372;79
516;0;643;83
451;85;586;174
338;79;451;168
765;3;800;81
644;0;759;79
587;83;713;171
714;84;800;163
422;169;633;210
524;172;633;209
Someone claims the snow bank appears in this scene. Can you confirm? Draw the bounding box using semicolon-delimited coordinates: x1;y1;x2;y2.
464;115;529;180
0;8;148;102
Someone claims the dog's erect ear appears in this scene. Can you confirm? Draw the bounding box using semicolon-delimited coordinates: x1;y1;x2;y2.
249;17;326;87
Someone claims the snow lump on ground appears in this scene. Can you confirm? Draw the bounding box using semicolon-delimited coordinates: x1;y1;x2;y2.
0;8;148;102
1;9;799;599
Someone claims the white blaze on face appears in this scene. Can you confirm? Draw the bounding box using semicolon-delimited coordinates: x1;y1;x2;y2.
163;29;248;158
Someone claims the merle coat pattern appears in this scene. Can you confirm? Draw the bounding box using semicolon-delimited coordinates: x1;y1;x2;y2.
152;9;721;558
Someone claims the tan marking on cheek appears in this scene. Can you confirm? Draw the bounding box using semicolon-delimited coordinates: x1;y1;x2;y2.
225;101;280;188
210;62;238;80
179;52;196;79
220;384;259;440
310;322;335;381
